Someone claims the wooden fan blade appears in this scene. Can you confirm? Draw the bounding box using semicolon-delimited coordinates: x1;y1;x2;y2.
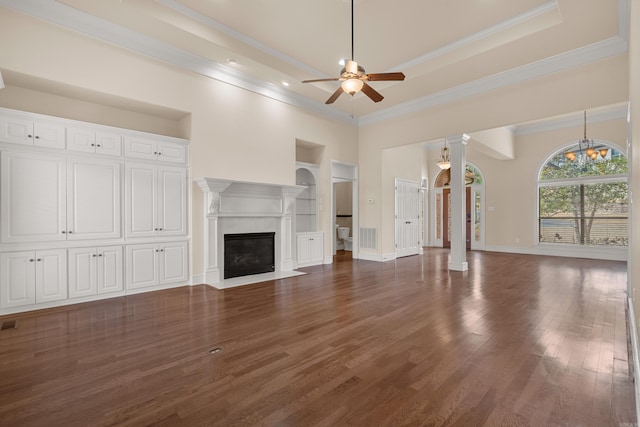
364;72;405;81
302;78;340;83
326;86;344;104
361;82;384;103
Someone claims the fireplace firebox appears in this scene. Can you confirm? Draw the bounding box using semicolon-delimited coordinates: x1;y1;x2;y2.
224;232;275;279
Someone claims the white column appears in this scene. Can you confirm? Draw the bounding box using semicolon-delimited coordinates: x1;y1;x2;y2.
280;189;298;271
447;134;470;271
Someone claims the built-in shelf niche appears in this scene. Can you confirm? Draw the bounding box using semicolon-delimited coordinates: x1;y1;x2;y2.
296;162;319;233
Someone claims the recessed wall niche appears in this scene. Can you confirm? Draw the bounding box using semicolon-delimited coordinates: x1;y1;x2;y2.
295;163;319;232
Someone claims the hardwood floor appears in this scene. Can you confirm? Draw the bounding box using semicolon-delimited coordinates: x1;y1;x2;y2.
0;249;636;426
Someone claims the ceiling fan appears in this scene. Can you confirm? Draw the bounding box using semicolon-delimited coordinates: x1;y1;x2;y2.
302;0;405;104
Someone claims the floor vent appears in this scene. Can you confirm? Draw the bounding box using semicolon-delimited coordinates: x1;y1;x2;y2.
359;227;377;250
0;320;17;330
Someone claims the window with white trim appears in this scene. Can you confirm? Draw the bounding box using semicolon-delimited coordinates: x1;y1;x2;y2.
538;143;628;246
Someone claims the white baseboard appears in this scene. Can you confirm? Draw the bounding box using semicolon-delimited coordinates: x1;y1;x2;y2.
627;296;640;425
483;244;628;261
324;256;333;264
191;274;205;285
357;252;396;262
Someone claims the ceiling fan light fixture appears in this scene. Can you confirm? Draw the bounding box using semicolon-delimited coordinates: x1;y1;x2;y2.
341;78;364;95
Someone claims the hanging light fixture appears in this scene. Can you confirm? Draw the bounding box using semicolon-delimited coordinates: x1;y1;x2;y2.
437;141;451;170
565;110;608;162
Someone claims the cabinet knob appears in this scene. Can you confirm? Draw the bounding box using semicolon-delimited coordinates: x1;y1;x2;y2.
97;144;101;147
158;152;162;155
91;143;95;147
92;254;97;257
160;249;164;252
27;134;33;138
159;228;163;231
62;231;66;234
68;230;73;233
36;258;42;262
98;253;103;257
29;259;35;262
153;151;158;155
35;136;40;139
154;228;158;231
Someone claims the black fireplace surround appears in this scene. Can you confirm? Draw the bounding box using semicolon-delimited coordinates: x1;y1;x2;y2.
224;232;275;279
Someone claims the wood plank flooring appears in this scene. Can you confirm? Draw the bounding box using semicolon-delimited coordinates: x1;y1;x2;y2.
0;249;636;426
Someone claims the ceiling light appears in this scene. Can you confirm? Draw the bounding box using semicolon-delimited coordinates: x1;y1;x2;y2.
281;80;290;87
565;110;607;163
437;141;451;170
226;58;238;65
341;78;363;95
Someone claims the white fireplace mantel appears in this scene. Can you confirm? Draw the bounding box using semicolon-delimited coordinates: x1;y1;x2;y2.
196;177;306;288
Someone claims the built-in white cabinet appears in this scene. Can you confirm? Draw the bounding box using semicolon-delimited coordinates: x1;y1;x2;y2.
297;232;324;267
68;246;123;298
0;107;189;315
0;250;67;308
0;116;65;149
126;241;188;290
67;127;122;157
124;136;186;164
1;152;121;243
125;162;187;239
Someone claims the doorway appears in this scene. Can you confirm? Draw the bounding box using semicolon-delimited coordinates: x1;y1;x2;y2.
331;161;358;258
395;178;421;257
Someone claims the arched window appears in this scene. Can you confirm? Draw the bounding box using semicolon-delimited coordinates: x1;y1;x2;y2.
538;142;628;246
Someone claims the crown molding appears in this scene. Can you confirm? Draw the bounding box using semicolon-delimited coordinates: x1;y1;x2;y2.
513;103;628;136
359;36;628;126
0;0;630;129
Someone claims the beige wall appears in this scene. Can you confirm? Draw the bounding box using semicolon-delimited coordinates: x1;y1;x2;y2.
359;53;629;258
0;10;358;275
629;0;640;352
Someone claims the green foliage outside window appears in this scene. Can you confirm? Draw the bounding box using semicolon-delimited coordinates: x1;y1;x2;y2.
538;147;628;246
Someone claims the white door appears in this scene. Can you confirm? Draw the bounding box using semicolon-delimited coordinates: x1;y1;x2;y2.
67;158;121;240
1;151;66;243
95;132;122;156
126;244;158;289
35;249;67;303
0;116;33;145
157;141;186;164
68;247;97;298
159;241;188;284
395;179;421;258
126;163;157;238
97;246;123;294
66;127;96;154
33;122;66;149
157;166;187;236
0;251;36;308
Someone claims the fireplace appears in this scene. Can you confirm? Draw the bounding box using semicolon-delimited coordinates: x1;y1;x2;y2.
224;232;275;279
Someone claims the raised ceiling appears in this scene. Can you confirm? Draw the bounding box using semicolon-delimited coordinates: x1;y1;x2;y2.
0;0;628;124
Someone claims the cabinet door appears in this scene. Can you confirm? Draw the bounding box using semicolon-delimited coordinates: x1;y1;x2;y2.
68;247;97;298
97;246;123;294
35;249;67;303
126;244;158;290
0;251;36;308
297;235;311;264
1;151;66;243
96;132;122;157
33;122;66;150
66;127;96;153
159;241;188;284
125;163;157;238
310;233;324;263
157;166;187;236
157;141;186;164
124;136;157;161
67;158;121;240
0;116;33;145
